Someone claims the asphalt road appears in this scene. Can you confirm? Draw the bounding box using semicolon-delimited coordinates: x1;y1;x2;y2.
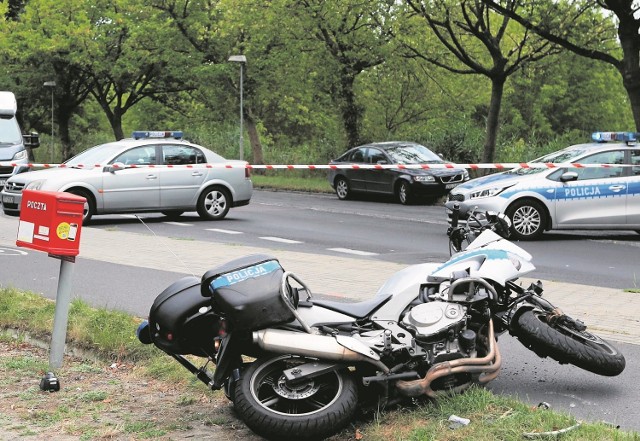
86;189;640;290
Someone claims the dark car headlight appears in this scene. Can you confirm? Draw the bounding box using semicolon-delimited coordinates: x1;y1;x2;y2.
412;175;436;182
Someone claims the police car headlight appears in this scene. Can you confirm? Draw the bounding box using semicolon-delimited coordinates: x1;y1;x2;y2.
413;175;436;182
469;186;511;199
25;180;46;190
12;150;27;161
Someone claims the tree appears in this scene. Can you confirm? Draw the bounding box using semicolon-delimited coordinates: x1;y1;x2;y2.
402;0;560;162
482;0;640;129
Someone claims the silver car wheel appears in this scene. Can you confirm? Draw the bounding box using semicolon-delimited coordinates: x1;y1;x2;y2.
197;186;230;220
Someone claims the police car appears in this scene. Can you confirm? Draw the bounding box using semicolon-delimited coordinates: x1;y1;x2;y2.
445;132;640;240
1;131;252;224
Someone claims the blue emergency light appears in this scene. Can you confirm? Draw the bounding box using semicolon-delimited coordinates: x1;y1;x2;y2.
591;132;640;143
132;131;183;140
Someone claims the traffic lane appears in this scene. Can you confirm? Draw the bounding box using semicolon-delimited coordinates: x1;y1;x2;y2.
489;337;638;431
0;247;187;317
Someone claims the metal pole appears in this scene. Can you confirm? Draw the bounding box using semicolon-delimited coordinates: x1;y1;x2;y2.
50;88;54;163
49;259;75;369
239;63;244;161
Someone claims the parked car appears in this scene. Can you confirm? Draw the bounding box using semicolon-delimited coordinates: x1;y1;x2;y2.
328;141;469;204
445;132;640;240
1;131;252;224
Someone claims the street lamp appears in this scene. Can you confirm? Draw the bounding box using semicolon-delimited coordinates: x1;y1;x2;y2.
43;81;56;162
228;55;247;161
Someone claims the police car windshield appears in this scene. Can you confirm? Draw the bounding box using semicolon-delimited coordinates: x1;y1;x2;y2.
506;145;590;176
65;143;126;166
386;144;444;164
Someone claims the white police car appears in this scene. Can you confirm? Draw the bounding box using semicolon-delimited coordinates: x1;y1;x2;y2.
445;132;640;240
1;131;253;224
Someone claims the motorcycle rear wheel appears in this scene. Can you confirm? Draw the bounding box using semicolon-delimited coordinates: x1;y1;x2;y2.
233;354;358;441
513;310;625;376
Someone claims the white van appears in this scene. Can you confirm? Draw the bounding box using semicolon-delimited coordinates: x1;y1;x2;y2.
0;91;40;187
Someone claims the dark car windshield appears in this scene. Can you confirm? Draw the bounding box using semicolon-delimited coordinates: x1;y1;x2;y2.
385;144;444;164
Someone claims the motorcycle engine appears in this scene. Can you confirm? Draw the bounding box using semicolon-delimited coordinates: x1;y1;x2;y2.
401;302;475;361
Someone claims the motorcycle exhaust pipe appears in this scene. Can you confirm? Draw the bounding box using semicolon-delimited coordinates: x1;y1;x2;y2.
253;328;389;372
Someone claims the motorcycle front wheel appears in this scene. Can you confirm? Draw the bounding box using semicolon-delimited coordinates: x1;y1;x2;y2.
233;354;358;441
513;310;625;376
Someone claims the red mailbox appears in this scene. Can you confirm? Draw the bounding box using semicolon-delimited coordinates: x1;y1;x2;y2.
16;189;85;257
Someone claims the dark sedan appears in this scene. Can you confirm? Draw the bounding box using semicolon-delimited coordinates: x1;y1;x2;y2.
328;141;469;204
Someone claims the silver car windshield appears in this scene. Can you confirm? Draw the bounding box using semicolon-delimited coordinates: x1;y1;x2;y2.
65;143;125;166
385;144;444;164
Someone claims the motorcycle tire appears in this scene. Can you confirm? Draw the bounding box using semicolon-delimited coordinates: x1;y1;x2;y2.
233;354;358;441
513;310;625;376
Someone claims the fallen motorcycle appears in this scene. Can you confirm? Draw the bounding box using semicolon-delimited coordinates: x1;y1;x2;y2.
137;216;625;440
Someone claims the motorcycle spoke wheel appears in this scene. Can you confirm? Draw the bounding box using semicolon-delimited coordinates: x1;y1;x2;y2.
234;354;358;440
512;310;625;376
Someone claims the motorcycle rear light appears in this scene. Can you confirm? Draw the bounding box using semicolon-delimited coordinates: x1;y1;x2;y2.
166;332;174;341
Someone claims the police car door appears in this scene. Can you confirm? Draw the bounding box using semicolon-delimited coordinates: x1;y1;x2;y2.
554;150;627;227
627;148;640;226
102;145;160;210
159;144;208;207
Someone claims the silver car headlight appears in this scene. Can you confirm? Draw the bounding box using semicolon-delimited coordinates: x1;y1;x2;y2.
463;170;470;180
25;180;46;190
413;175;436;182
12;150;27;161
469;186;512;200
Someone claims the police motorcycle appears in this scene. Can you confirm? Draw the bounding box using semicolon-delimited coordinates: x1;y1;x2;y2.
137;219;625;441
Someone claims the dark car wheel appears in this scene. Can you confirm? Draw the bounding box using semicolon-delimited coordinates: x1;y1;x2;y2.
66;188;95;225
397;180;412;205
334;177;351;200
506;199;546;240
197;186;231;220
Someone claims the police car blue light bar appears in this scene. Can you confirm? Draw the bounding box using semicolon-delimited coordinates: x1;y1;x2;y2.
132;131;183;140
591;132;639;142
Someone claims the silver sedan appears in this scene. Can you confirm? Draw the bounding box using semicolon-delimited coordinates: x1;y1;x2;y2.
1;132;253;224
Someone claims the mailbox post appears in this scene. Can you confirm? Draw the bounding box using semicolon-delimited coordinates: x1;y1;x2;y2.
16;189;85;391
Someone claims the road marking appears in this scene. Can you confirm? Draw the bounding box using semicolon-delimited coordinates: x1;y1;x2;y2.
163;221;193;227
0;246;28;256
206;228;244;235
260;236;303;244
328;247;378;256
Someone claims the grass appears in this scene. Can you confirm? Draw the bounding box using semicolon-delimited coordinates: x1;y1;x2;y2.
0;286;638;440
251;170;333;193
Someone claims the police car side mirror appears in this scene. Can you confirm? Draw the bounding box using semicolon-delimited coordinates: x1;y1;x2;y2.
560;171;578;182
105;162;126;173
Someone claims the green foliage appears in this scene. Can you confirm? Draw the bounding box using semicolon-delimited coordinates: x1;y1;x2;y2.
0;0;636;165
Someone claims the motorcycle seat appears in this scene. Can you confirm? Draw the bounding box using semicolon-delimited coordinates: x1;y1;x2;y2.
309;294;392;319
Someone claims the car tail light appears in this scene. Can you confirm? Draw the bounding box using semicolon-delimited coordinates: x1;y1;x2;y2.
245;167;251;179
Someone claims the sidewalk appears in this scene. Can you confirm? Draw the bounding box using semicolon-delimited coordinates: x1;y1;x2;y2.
1;214;638;345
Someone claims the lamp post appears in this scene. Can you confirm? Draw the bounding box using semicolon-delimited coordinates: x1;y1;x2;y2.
43;81;56;162
228;55;246;161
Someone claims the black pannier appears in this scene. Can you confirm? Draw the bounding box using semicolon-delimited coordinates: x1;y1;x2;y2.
201;254;295;331
148;276;221;356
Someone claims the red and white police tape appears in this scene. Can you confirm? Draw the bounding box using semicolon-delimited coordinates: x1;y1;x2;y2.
0;161;634;170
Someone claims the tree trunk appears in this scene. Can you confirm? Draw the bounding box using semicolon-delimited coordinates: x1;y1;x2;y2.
58;111;73;161
617;14;640;130
340;71;362;148
245;107;264;171
109;108;125;141
482;76;506;164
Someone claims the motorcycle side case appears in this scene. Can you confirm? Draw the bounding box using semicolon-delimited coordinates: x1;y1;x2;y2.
148;276;220;356
201;254;295;331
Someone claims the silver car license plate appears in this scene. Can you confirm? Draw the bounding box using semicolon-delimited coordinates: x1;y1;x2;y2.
2;194;13;204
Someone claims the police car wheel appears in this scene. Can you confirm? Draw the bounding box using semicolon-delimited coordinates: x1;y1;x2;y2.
506;199;545;240
67;188;95;225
